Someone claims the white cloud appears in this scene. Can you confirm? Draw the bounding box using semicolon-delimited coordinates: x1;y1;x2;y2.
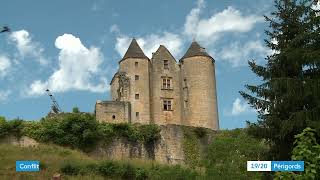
219;40;271;67
231;97;252;116
8;30;47;65
184;1;264;44
0;55;11;78
27;34;107;96
0;90;10;102
110;24;120;33
115;32;183;59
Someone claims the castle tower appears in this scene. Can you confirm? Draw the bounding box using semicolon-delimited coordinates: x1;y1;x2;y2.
180;41;219;130
150;45;182;125
116;38;151;124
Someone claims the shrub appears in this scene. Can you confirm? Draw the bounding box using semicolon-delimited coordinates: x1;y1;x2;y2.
98;161;121;177
60;162;81;175
72;107;80;113
194;127;207;138
135;168;148;180
275;127;320;180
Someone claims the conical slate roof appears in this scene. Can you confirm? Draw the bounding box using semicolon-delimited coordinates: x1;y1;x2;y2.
120;38;148;62
180;41;212;61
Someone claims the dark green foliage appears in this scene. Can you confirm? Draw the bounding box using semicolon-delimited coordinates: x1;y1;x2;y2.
37;113;100;151
98;123;161;145
59;160;200;180
194;127;207;138
60;162;81;175
0;117;24;138
205;129;267;179
98;161;120;177
275;127;320;179
72;107;80;113
0;116;9;138
240;0;320;160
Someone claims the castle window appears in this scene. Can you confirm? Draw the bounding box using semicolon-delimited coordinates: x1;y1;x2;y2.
164;60;169;69
135;94;139;100
162;78;171;89
135;62;138;67
112;115;116;120
163;99;172;111
135;75;139;80
136;112;139;119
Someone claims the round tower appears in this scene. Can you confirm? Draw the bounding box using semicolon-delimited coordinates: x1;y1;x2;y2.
118;38;151;124
180;41;219;130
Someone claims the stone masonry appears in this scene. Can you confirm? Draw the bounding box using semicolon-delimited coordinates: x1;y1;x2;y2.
96;39;219;130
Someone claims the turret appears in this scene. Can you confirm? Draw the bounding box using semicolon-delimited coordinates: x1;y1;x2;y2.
180;41;219;130
112;38;151;124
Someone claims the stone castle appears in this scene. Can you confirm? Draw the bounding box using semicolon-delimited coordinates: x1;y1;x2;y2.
95;39;219;130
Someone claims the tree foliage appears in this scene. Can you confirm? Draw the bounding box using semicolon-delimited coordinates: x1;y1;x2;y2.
275;127;320;179
240;0;320;160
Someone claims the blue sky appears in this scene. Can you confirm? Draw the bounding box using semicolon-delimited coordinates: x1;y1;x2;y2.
0;0;275;129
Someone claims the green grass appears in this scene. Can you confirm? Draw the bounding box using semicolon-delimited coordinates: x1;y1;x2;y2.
0;143;199;180
0;143;103;179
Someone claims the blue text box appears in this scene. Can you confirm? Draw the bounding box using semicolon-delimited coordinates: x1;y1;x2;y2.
271;161;304;172
16;161;40;172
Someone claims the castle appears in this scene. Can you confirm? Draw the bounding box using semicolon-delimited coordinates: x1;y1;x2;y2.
95;39;219;130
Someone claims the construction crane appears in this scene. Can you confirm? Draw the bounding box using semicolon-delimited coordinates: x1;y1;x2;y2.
45;89;62;113
0;26;10;33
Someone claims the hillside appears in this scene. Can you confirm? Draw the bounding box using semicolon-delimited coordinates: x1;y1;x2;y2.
0;129;267;179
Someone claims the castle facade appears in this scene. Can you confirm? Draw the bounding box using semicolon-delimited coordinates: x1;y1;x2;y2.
95;39;219;130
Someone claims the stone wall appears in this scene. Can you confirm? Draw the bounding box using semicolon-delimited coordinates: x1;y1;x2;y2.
0;135;38;147
90;124;214;165
95;101;131;124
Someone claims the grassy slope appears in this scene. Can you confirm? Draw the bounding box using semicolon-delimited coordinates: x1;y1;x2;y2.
0;128;267;180
0;143;104;180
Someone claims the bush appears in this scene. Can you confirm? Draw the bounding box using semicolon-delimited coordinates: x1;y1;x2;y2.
38;113;100;151
98;161;120;177
60;162;81;175
0;117;25;139
275;127;320;180
194;127;207;138
72;107;80;113
204;129;266;179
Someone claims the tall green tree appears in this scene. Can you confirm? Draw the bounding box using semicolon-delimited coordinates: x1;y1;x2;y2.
240;0;320;160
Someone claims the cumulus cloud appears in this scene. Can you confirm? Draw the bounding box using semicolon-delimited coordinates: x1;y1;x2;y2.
27;34;107;96
110;24;120;33
231;97;253;116
0;90;11;102
115;32;184;58
184;1;264;44
0;55;11;78
113;0;264;63
8;30;47;65
219;40;271;67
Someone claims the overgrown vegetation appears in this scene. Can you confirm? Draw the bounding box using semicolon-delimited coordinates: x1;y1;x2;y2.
275;127;320;180
0;114;161;152
60;160;199;180
205;129;267;180
182;126;204;167
0;143;199;180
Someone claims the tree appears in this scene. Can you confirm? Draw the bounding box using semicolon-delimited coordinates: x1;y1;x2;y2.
240;0;320;160
72;107;80;113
